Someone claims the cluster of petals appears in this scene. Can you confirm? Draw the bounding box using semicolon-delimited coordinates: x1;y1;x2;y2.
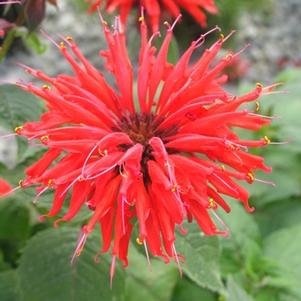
7;15;276;278
87;0;218;32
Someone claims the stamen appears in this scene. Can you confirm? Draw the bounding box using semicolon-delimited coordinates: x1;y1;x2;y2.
0;185;20;199
254;178;276;187
170;184;178;193
136;237;143;245
208;198;216;209
110;255;116;289
138;6;145;23
0;133;17;139
255;101;260;112
121;195;127;234
81;140;103;178
248;112;279;120
40;135;49;144
220;30;236;43
14;125;23;134
119;163;128;178
195;25;221;48
97;6;108;27
143;240;151;269
168;14;182;32
172;243;183;278
60;175;82;198
226;140;248;152
71;228;88;265
210;210;229;237
40;29;60;48
84;164;117;180
32;186;48;205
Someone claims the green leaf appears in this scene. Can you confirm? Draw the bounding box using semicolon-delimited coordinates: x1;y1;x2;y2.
0;84;42;131
125;246;178;301
0;270;21;301
0;84;43;161
226;276;255;301
175;222;224;294
264;223;301;298
218;201;263;280
172;276;217;301
0;198;31;241
255;198;301;237
18;227;126;301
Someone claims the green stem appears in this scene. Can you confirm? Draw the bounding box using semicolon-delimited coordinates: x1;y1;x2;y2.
0;29;17;63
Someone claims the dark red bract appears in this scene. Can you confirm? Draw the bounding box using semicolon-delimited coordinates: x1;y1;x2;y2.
10;17;276;281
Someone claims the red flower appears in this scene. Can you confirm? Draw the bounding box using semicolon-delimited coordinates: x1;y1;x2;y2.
87;0;218;31
0;178;12;196
12;17;276;281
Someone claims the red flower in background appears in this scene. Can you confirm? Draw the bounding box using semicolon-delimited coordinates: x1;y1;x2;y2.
8;16;277;282
0;178;12;196
87;0;218;31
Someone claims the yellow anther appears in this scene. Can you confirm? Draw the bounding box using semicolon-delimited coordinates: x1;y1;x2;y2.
170;184;178;193
255;101;260;112
59;41;66;49
66;36;73;42
98;149;108;157
263;135;271;145
136;237;143;245
164;21;170;27
42;84;50;90
14;125;23;134
225;53;233;60
220;33;224;40
47;179;53;186
256;82;263;89
138;16;144;22
247;172;255;183
19;179;24;188
40;135;49;144
221;165;225;171
208;198;215;208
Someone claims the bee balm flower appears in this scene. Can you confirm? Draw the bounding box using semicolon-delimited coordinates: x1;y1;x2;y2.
87;0;218;31
12;16;276;281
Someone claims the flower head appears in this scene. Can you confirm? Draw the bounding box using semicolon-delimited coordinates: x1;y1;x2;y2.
11;16;276;280
87;0;218;32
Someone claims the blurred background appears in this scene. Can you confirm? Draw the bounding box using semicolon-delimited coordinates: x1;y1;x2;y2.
0;0;301;300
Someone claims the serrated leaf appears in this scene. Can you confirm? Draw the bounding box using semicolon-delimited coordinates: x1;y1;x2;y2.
175;222;224;293
18;227;126;301
226;276;255;301
0;270;21;301
264;223;301;298
125;246;178;301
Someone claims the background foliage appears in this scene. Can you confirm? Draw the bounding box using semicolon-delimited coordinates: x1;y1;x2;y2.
0;1;301;300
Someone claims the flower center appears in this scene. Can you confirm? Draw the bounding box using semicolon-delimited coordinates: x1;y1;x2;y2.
119;113;176;146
